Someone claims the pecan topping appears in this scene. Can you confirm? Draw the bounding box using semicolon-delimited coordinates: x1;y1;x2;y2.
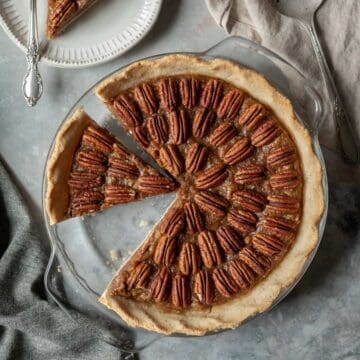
70;191;103;215
209;122;237;147
252;233;284;257
159;78;178;111
138;175;177;194
104;185;136;204
200;79;223;109
267;147;296;168
169;110;190;144
194;190;229;218
234;164;265;185
150;267;171;303
172;274;191;308
68;171;103;190
159;145;184;176
195;164;228;189
133;83;158;115
238;247;271;275
82;126;114;154
198;230;222;268
238;103;267;131
192;108;216;139
133;126;150;148
113;142;131;157
227;208;258;234
232;190;267;213
193;270;214;305
113;95;142;128
269;170;299;189
179;78;200;109
212;268;238;298
228;258;255;289
48;0;77;36
179;242;201;275
266;195;300;214
153;235;177;266
216;226;244;254
108;158;139;179
76;150;107;173
147;114;169;144
184;202;205;234
223;137;254;165
251;119;282;147
160;207;185;238
263;216;297;238
217;89;244;120
127;262;152;290
70;202;101;216
186;143;209;174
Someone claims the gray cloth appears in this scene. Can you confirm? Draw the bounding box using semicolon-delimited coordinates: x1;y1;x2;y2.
0;159;124;360
205;0;360;153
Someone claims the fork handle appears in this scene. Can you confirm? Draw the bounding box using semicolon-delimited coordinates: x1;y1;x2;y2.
305;20;359;164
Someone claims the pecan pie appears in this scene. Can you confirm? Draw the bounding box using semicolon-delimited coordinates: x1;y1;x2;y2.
47;0;99;39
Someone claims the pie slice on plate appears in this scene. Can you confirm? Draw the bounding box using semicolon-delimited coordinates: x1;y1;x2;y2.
45;109;177;224
47;0;99;39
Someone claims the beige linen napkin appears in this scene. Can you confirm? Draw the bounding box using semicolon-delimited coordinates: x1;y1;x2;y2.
205;0;360;153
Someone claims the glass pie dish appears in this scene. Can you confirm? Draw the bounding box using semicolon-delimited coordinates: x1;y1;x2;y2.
42;36;329;353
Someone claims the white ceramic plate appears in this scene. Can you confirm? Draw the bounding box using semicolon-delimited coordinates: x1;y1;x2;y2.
0;0;162;68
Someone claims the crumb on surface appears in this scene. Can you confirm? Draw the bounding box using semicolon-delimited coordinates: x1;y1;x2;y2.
139;219;149;228
110;249;121;261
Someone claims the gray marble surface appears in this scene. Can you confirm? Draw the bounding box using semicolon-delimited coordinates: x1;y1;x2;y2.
0;0;359;359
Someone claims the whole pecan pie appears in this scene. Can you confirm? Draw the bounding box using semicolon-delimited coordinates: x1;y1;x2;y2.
46;55;324;335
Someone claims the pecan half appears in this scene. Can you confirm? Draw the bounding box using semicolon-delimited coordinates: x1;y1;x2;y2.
108;158;139;179
70;191;103;215
153;235;177;266
234;164;265;185
223;137;254;165
169;109;190;144
132;126;150;148
194;190;229;218
133;83;158;115
197;230;222;268
127;262;152;290
195;164;228;189
192;108;216;139
184;202;205;234
193;270;214;305
70;202;101;216
138;175;177;194
217;89;244;120
238;247;271;275
179;242;201;275
216;226;244;254
262;216;297;238
238;103;267;132
209;122;237;147
227;208;258;234
160;207;185;238
232;190;267;213
179;78;200;109
76;150;107;173
252;233;284;257
251;119;282;147
266;195;300;215
159;145;184;176
266;147;296;168
147;114;169;144
104;185;136;204
212;268;238;298
269;170;299;189
228;258;255;289
113;95;142;128
150;267;171;303
200;79;223;109
158;78;178;111
113;142;131;157
172;274;191;308
48;0;77;36
186;143;208;174
82;126;114;154
68;171;103;190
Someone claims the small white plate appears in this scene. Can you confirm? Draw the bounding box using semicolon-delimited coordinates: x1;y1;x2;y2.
0;0;162;68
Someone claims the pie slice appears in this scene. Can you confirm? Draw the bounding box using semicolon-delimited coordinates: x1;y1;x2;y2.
47;0;99;39
93;55;324;335
45;109;177;224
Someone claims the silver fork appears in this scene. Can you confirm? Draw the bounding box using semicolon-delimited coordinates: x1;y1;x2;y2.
22;0;43;107
277;0;359;164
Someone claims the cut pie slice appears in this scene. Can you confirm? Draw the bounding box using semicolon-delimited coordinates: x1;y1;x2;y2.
45;109;177;224
47;0;99;39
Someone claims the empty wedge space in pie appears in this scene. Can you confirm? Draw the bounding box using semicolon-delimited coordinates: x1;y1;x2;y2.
46;54;324;335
